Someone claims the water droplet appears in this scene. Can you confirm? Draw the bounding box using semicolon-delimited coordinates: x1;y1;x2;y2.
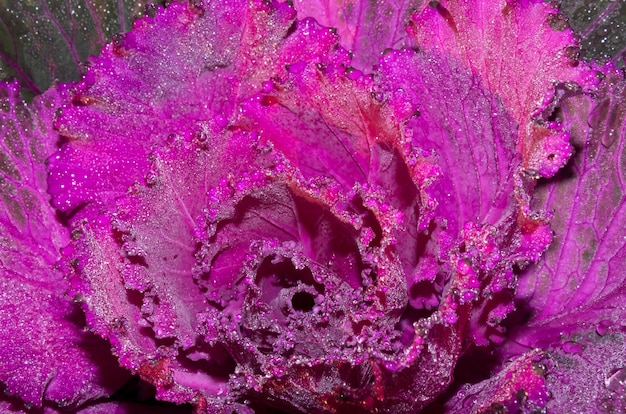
371;92;384;102
286;61;306;74
589;98;610;129
214;113;228;127
547;13;568;31
145;171;158;186
344;66;362;80
144;3;158;17
261;80;274;93
601;103;622;148
562;340;583;354
597;319;613;336
605;367;626;392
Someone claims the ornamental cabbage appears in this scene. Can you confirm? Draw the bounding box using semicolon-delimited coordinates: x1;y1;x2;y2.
0;0;625;413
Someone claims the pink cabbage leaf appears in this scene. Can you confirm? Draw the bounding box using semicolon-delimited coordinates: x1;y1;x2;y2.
43;0;601;412
291;0;420;70
0;80;129;409
1;0;624;412
503;65;626;412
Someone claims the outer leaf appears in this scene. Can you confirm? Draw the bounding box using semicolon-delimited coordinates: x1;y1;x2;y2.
68;402;192;414
0;395;193;414
510;67;626;347
543;332;626;413
0;81;128;407
0;397;193;414
47;0;337;220
70;130;267;404
407;0;597;178
560;0;626;64
291;0;422;70
372;2;585;339
442;350;550;413
0;0;145;95
503;66;626;413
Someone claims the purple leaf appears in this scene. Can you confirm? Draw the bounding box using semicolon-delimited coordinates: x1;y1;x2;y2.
543;331;626;413
443;350;550;413
407;0;597;178
0;396;193;414
69;130;268;404
0;81;128;407
47;0;336;220
510;66;626;349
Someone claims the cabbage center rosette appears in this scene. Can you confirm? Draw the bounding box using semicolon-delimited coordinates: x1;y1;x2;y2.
46;0;593;412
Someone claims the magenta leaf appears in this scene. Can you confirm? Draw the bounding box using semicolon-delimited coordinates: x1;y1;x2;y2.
443;350;549;413
0;396;192;414
33;0;616;413
407;0;597;178
543;331;626;413
510;66;626;348
291;0;419;70
0;81;128;408
69;130;271;404
373;0;597;347
47;0;337;220
494;64;626;413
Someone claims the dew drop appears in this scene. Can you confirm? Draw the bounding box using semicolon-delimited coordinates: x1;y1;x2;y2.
562;340;583;354
344;67;362;80
144;3;158;17
261;80;274;93
601;103;622;148
547;13;569;31
605;367;626;392
214;113;228;127
145;171;158;186
597;319;613;336
602;129;617;148
372;92;384;102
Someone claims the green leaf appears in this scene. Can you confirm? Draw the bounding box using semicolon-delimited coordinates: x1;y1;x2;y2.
0;0;152;96
561;0;626;64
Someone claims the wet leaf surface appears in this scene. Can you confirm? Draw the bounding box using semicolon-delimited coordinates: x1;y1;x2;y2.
0;0;160;96
561;0;626;64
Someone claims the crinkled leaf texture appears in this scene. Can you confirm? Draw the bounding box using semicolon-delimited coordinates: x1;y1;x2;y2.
44;0;597;412
443;349;550;413
407;0;597;178
0;81;129;409
291;0;421;70
503;66;626;413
